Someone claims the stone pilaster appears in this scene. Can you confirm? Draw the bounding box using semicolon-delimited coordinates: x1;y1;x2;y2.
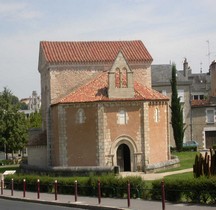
97;104;105;166
46;106;51;167
58;105;68;166
142;102;150;167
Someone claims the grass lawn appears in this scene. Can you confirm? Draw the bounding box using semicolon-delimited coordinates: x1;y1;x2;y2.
165;171;194;180
157;151;198;173
0;165;19;173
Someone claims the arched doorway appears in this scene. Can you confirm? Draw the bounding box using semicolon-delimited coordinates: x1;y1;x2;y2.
117;144;131;171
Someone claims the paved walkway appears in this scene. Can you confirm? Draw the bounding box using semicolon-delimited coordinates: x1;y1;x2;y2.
0;188;214;210
119;168;193;180
2;168;213;210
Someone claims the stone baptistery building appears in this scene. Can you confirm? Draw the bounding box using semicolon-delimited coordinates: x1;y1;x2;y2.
28;40;172;172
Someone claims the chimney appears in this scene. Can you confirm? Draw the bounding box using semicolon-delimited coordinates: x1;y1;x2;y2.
210;60;216;96
183;58;188;79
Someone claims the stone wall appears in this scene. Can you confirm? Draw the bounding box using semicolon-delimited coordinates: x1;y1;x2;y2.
28;145;47;168
148;101;169;164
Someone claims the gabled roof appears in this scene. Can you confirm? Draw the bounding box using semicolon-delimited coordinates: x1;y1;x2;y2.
151;64;191;85
40;40;153;64
53;72;168;105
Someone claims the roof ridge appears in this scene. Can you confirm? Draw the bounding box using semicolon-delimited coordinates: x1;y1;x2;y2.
40;40;153;64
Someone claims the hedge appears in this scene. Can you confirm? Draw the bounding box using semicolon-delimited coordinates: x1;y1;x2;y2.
151;177;216;204
4;174;145;198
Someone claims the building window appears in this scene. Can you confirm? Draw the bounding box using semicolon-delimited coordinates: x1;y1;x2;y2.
200;95;204;100
193;94;204;100
206;109;215;123
178;89;184;103
76;108;86;124
115;68;121;88
155;108;159;123
193;95;198;100
117;109;128;125
121;68;128;88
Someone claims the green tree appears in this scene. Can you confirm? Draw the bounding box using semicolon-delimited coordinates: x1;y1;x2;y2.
27;110;42;129
170;64;186;151
0;88;28;159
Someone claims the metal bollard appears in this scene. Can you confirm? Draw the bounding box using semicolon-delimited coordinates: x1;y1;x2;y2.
23;179;26;198
11;178;14;196
98;179;101;204
161;180;165;210
37;179;40;199
74;180;78;202
1;179;3;195
54;180;57;200
127;181;130;208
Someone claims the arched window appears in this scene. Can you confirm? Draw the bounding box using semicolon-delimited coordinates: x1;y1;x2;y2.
155;108;159;123
121;68;128;88
76;108;86;124
117;109;128;124
115;68;121;88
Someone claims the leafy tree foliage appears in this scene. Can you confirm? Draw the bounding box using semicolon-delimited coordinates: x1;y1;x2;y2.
0;88;28;158
170;64;186;151
27;110;42;129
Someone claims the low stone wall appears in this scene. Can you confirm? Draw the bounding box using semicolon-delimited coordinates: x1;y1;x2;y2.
145;156;180;173
27;145;47;168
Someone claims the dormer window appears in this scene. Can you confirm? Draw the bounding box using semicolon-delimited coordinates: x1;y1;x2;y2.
108;51;134;98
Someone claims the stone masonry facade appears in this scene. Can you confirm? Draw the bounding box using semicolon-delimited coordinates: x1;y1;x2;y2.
32;40;171;172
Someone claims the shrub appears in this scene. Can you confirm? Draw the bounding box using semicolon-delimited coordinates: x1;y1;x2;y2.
4;174;145;199
151;176;216;204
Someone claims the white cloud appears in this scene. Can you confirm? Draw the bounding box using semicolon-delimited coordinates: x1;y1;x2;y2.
0;0;216;98
0;2;41;20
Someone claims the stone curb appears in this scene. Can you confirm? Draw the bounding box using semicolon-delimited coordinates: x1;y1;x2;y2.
0;195;125;210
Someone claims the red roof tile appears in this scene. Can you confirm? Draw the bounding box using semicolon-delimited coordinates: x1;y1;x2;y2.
54;72;168;104
40;40;153;63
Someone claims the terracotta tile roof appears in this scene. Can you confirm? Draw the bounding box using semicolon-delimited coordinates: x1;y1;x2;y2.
40;40;153;63
54;72;168;104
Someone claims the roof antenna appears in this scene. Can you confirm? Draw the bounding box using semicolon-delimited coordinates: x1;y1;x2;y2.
206;40;211;67
200;62;202;74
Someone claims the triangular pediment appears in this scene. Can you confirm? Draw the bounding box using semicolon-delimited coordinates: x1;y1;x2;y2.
110;51;133;73
108;51;134;98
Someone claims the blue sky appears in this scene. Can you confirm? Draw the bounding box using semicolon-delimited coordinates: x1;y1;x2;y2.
0;0;215;99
